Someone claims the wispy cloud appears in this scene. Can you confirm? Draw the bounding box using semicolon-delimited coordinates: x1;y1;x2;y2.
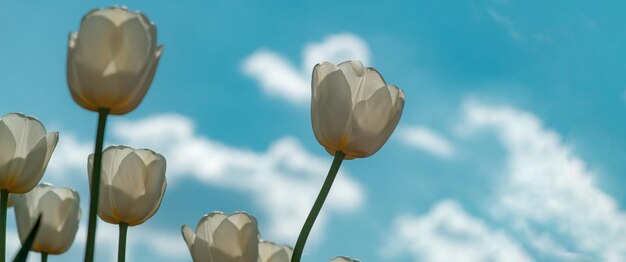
463;101;626;260
488;9;525;41
398;126;456;159
241;33;370;105
382;199;532;262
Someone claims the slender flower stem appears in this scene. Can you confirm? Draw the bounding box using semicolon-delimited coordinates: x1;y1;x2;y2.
41;253;48;262
291;151;345;262
0;189;8;262
117;223;128;262
84;108;109;262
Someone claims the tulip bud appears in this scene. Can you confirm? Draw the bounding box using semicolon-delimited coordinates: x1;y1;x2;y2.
88;145;167;226
0;113;58;193
311;60;405;160
181;212;260;262
259;240;293;262
67;6;164;115
329;256;361;262
12;183;81;255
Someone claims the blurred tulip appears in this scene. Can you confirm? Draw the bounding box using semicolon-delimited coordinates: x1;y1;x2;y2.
0;113;58;193
311;60;405;159
67;6;163;115
182;212;259;262
329;256;360;262
88;145;166;226
13;183;80;255
259;240;292;262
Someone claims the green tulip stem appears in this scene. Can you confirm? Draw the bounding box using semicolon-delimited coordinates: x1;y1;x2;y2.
41;253;48;262
117;223;128;262
291;151;345;262
84;108;109;262
0;189;7;262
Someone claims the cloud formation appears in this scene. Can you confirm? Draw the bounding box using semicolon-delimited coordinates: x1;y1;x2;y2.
463;101;626;261
241;33;370;105
398;126;456;159
383;199;532;262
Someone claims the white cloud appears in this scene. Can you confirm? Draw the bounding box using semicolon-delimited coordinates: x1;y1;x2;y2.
110;113;364;243
463;101;626;261
488;10;525;41
47;133;92;179
383;199;533;262
241;33;370;105
240;50;309;104
398;126;456;159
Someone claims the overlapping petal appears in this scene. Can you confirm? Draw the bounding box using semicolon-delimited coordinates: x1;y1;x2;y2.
311;60;405;159
182;212;260;262
89;145;167;226
67;6;163;115
13;184;80;255
0;113;58;193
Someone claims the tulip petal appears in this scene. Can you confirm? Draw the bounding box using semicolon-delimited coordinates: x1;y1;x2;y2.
67;32;99;112
0;121;17;187
13;184;80;255
355;67;387;103
311;62;340;90
96;145;135;185
337;60;366;97
114;16;154;74
8;136;48;193
111;152;148;224
109;45;163;115
259;241;293;262
17;132;58;193
197;212;228;242
1;113;46;158
140;151;167;225
210;219;244;259
311;67;353;153
343;86;395;158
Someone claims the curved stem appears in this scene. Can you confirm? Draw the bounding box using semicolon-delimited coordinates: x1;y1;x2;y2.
41;253;48;262
0;189;8;262
84;108;109;262
291;151;345;262
117;223;128;262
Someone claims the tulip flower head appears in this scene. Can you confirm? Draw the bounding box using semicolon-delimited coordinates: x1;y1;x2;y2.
329;256;361;262
88;145;167;226
0;113;58;193
311;60;405;159
67;6;164;115
12;184;81;255
259;240;293;262
181;212;260;262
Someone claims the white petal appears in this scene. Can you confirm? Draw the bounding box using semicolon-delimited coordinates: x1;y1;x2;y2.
311;67;353;153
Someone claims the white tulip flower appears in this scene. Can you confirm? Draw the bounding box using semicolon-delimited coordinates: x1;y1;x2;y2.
67;6;164;115
88;145;166;226
0;113;58;193
13;183;80;255
311;60;405;159
182;212;260;262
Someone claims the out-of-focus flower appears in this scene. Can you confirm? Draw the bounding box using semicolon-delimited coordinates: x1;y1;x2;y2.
258;240;292;262
88;145;166;226
182;212;259;262
329;256;361;262
0;113;58;193
67;6;164;115
13;183;80;254
311;60;405;160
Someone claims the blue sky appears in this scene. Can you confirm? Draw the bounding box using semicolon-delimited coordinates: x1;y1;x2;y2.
3;0;626;261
